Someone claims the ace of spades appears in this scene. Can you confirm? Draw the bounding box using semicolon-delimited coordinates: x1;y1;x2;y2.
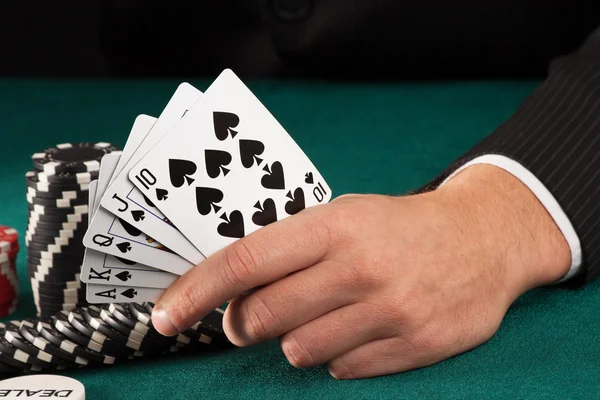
129;69;332;257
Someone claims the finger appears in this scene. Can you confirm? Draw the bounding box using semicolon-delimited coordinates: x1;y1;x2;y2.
279;302;392;369
152;205;332;336
225;260;362;346
326;337;440;379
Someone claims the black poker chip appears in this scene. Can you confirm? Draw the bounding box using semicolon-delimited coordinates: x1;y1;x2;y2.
48;314;126;358
25;231;85;247
28;262;81;277
128;303;224;346
143;302;154;314
34;283;85;298
34;170;99;185
27;219;87;234
18;320;88;366
29;270;81;285
30;277;82;290
26;241;85;256
0;340;43;372
28;210;89;224
26;186;89;200
3;324;70;368
26;171;92;193
27;249;83;262
34;291;85;305
0;360;19;374
79;307;147;352
26;193;89;208
32;142;120;175
28;203;89;217
109;303;178;345
0;333;51;371
28;263;81;278
97;305;170;351
34;318;118;364
62;310;134;356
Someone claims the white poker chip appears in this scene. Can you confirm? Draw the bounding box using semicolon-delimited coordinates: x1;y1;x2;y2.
0;374;85;399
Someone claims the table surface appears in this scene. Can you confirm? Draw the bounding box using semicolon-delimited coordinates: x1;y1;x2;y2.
1;79;598;399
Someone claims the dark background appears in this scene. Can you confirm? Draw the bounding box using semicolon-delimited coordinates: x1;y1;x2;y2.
0;1;598;80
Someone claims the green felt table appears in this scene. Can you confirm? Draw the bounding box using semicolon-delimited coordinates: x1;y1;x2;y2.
1;79;599;399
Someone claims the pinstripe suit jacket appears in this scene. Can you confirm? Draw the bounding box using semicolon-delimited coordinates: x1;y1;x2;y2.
423;27;600;285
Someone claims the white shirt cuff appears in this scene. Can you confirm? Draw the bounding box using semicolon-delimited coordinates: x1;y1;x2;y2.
438;154;582;283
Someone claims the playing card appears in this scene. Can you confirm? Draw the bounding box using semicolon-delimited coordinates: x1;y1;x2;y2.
86;283;164;304
100;83;206;265
81;138;178;289
129;69;332;257
83;142;194;275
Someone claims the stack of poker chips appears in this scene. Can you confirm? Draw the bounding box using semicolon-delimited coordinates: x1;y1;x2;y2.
0;302;228;375
26;143;121;316
0;226;19;317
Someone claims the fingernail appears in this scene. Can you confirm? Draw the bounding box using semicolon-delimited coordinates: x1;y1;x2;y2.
151;307;179;337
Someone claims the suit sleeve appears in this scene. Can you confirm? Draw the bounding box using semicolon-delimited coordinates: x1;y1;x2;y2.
420;26;600;286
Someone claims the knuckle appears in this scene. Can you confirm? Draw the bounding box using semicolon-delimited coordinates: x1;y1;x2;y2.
281;334;317;369
327;357;354;380
241;295;278;342
221;241;263;288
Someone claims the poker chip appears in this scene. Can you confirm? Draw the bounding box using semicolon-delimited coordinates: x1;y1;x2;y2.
110;303;180;345
27;186;89;200
35;170;99;184
97;305;171;351
0;333;47;371
28;203;89;217
28;210;89;224
32;142;120;175
79;307;149;351
0;374;86;400
44;313;123;357
55;311;132;358
18;320;89;366
2;324;70;369
26;192;89;208
0;231;19;318
26;172;91;194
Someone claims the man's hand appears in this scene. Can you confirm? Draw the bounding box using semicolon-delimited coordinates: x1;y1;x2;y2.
151;165;571;379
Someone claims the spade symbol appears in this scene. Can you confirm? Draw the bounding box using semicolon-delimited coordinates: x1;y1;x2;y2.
121;288;137;299
115;256;137;266
252;198;277;226
118;218;142;237
205;149;232;179
213;111;240;141
131;210;145;222
116;242;132;253
195;187;224;216
217;210;245;238
261;161;285;190
143;194;156;208
285;188;306;215
115;271;132;282
169;159;197;188
305;172;314;184
156;188;169;201
239;139;265;168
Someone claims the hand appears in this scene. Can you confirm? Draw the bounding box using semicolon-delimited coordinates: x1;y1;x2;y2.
151;165;570;379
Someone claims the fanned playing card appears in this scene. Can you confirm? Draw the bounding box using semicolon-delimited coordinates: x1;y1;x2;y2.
100;83;206;265
83;136;194;275
129;69;332;257
81;117;178;289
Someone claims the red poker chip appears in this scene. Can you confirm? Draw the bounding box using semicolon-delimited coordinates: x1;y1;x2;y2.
0;226;18;245
0;300;18;317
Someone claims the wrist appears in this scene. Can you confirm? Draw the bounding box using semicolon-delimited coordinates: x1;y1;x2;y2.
433;164;571;295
